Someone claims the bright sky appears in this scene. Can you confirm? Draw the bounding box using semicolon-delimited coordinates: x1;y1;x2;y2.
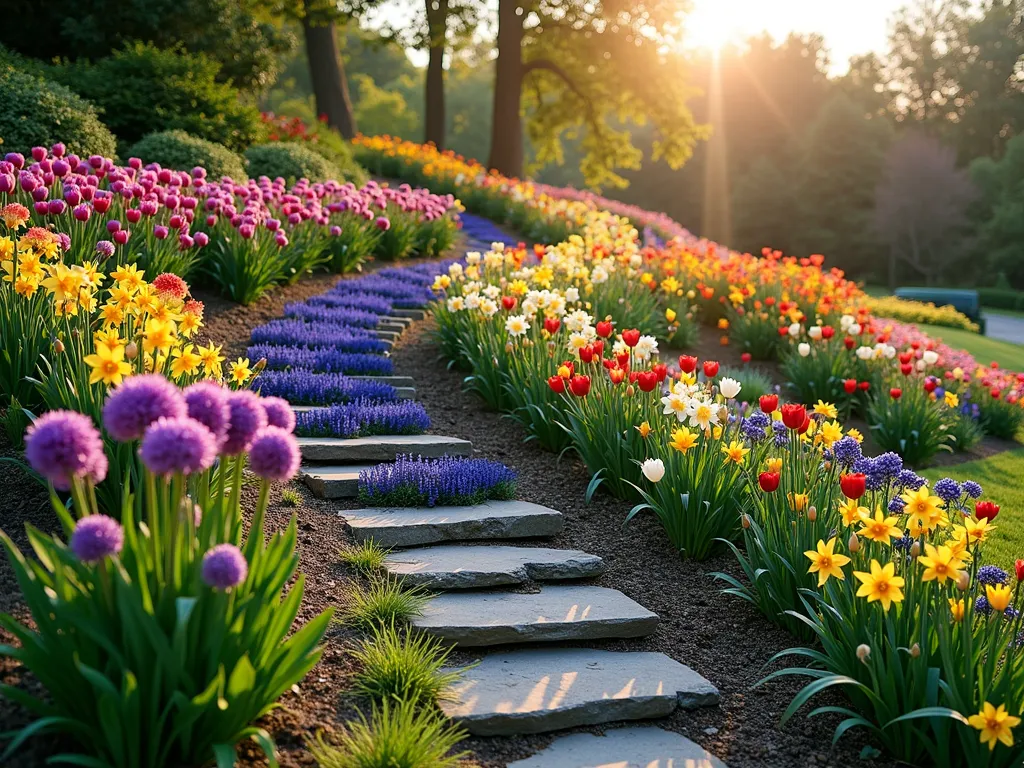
683;0;904;72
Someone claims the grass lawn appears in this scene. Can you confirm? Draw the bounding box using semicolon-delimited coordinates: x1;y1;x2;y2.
922;448;1024;570
915;323;1024;371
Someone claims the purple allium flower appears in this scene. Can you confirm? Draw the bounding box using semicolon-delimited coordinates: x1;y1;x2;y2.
201;544;248;590
223;390;267;455
873;453;904;482
261;396;296;432
248;426;300;482
95;240;115;258
139;417;217;476
183;381;231;447
25;410;108;490
962;481;983;499
70;514;123;562
933;478;962;503
103;374;186;442
978;565;1009;586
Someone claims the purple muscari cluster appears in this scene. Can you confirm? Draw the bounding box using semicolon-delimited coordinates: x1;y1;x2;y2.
772;421;789;447
896;469;926;491
978;565;1010;586
249;345;394;376
283;303;382;326
741;411;770;442
295;400;430;438
326;275;433;309
962;480;983;499
256;370;397;406
139;416;218;476
306;293;393;315
893;534;915;552
103;374;187;441
933;478;962;503
249;322;387;353
70;514;124;562
25;410;108;490
248;426;301;482
888;496;907;514
832;436;863;469
358;454;517;508
855;452;905;492
201;543;248;590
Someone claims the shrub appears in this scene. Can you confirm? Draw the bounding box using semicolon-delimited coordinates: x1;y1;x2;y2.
128;130;247;179
0;66;116;157
245;141;340;184
341;574;430;628
866;295;980;332
53;43;264;151
350;622;462;705
978;288;1024;312
308;698;467;768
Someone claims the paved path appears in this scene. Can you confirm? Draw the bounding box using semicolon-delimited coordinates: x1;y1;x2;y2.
984;312;1024;345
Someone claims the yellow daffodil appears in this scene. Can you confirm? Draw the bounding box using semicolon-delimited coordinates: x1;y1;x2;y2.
198;343;225;376
83;343;131;387
813;400;838;419
670;427;698;454
963;516;995;545
99;302;125;327
112;263;145;292
944;391;959;408
170;344;203;379
853;560;905;612
804;538;850;586
903;486;945;534
721;440;749;465
815;420;843;448
229;357;252;384
918;544;964;584
969;703;1020;751
949;598;965;622
838;498;869;526
845;427;864;443
858;508;901;544
635;421;652;439
142;318;176;354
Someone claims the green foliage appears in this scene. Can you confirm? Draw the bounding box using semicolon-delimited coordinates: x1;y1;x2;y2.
352;73;419;139
971;134;1024;287
779;337;855;414
719;366;776;405
341;575;430;629
867;385;954;468
54;43;264;151
350;622;462;705
308;698;467;768
978;287;1024;312
339;540;389;574
245;142;341;183
280;487;302;507
197;224;291;305
305;130;369;186
0;66;117;158
128;130;247;179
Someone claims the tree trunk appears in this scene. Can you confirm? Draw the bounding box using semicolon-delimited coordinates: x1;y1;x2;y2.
424;0;448;148
488;0;525;177
303;16;357;139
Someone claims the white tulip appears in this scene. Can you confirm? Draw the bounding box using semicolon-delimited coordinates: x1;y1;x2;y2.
798;343;811;357
788;323;801;337
923;350;939;365
916;359;926;371
883;345;897;359
641;458;665;483
856;345;874;360
840;314;855;330
849;323;862;335
808;326;822;340
719;377;742;399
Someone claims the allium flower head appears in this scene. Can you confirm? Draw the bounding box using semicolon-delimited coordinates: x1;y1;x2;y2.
223;390;267;455
139;416;217;476
152;272;188;300
183;381;231;447
71;514;123;562
25;410;108;490
261;396;296;432
95;240;116;258
103;374;186;442
201;544;248;590
248;426;301;482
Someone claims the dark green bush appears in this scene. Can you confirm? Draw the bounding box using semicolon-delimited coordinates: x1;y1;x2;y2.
53;43;264;151
128;130;247;179
244;142;340;183
0;66;117;157
305;131;368;185
978;288;1024;311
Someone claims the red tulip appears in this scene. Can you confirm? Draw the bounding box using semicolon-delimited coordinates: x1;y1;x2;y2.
1015;559;1024;582
758;472;781;493
501;296;517;311
544;317;561;334
602;358;617;370
899;352;912;365
678;355;697;373
652;363;668;381
890;387;902;400
616;352;630;367
859;381;870;391
596;320;613;338
843;379;857;394
821;326;835;339
609;367;626;385
798;415;811;435
976;501;1000;521
637;371;659;392
622;329;641;347
741;352;752;363
592;340;605;357
759;394;779;414
778;326;790;337
900;363;913;376
703;360;720;378
991;388;1002;399
568;375;591;397
781;403;807;429
547;376;565;394
844;336;855;350
579;345;596;363
840;473;867;500
923;378;937;393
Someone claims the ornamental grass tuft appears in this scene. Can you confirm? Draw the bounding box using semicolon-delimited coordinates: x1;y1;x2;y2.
341;574;430;628
350;621;463;705
339;539;390;574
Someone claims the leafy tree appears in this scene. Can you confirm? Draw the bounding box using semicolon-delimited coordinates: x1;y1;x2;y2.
732;156;801;256
970;133;1024;286
874;133;978;286
351;73;420;137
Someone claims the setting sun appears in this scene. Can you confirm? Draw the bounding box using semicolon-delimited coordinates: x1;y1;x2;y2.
684;1;746;51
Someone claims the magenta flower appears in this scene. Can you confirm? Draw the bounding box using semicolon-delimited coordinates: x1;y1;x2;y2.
140;417;217;476
223;390;267;455
71;515;123;562
103;374;186;442
248;426;300;482
95;240;115;258
202;544;248;590
183;381;231;447
261;396;295;432
25;410;108;490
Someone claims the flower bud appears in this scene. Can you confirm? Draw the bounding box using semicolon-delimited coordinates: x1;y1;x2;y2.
124;341;138;360
625;385;635;396
856;644;871;662
505;342;514;354
848;532;860;553
53;339;65;354
909;643;921;658
807;506;817;522
957;571;970;592
741;514;751;529
909;540;921;558
253;358;267;373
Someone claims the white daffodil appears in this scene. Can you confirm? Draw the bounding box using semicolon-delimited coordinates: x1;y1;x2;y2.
688;398;720;431
662;392;691;421
465;252;481;266
564;309;593;332
633;335;659;361
465;293;481;310
479;298;498;317
591;265;609;284
564;286;580;303
855;345;874;360
446;296;465;312
505;314;530;337
849;323;862;335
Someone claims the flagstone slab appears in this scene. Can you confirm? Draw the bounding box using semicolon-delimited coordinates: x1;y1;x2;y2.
413;586;659;646
301;464;375;498
350;375;416;388
345;500;563;547
441;648;719;735
297;435;471;463
390;307;428;320
380;315;412;327
506;726;728;766
384;544;604;588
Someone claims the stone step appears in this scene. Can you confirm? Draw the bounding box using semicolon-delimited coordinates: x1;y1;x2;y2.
390;307;427;321
412;585;659;647
377;322;406;334
507;727;727;767
374;329;400;342
381;315;412;328
345;500;563;548
297;435;472;463
301;464;374;498
441;649;719;736
350;375;416;388
384;544;605;589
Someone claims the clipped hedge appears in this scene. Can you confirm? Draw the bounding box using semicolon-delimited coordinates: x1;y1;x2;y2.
978;288;1024;312
244;142;340;183
53;43;264;152
0;66;117;158
128;130;247;180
